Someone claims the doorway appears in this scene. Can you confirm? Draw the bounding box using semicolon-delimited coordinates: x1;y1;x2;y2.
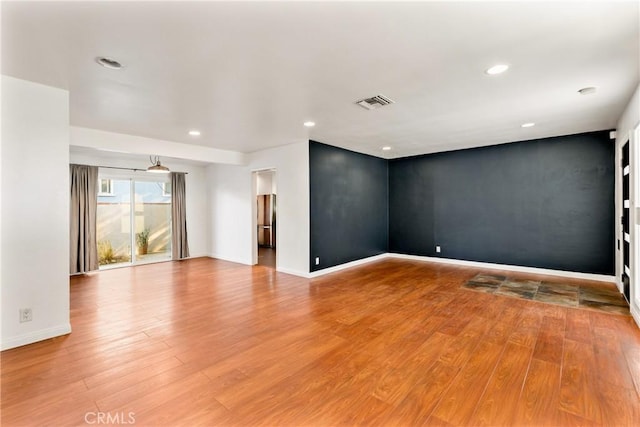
633;123;640;315
622;140;631;302
253;169;277;268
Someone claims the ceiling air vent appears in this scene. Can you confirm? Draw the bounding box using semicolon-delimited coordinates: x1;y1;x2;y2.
355;94;395;110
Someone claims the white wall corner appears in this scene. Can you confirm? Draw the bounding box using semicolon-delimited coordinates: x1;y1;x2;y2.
207;254;253;266
308;254;390;278
275;267;312;278
1;324;72;351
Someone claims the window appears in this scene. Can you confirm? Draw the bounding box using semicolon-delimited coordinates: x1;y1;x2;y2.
162;182;172;196
98;178;113;196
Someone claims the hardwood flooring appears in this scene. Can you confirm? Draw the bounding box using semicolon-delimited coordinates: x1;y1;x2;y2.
257;247;276;268
2;257;640;426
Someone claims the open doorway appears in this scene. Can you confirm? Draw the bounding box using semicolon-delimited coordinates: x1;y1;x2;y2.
253;169;276;268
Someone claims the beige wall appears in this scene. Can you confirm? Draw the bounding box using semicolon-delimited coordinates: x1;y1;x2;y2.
97;203;171;258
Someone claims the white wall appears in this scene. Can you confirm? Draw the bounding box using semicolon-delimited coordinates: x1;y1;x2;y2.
618;86;640;143
208;163;254;265
250;143;309;275
69;151;210;258
615;83;640;327
71;126;246;166
1;76;71;350
256;170;276;195
208;142;309;276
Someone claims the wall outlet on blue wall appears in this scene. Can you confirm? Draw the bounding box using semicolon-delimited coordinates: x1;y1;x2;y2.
435;246;441;253
315;257;320;265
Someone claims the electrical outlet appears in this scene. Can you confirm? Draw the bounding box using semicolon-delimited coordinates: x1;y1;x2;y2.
19;308;32;323
315;257;320;266
435;245;441;253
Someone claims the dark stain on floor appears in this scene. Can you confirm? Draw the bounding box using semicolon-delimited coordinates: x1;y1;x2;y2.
463;274;630;315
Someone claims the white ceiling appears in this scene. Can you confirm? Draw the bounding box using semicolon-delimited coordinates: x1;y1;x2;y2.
2;1;638;159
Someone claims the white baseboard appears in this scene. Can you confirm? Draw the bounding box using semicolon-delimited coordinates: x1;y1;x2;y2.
203;256;309;278
207;253;253;266
389;253;616;283
206;254;311;277
388;253;616;283
307;253;389;278
205;251;616;286
185;253;209;260
1;323;72;351
276;267;311;278
614;280;623;293
631;304;640;329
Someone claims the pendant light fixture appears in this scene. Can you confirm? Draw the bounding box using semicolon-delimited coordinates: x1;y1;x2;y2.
147;156;170;174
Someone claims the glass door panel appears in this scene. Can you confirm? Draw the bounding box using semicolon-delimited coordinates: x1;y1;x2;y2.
97;179;132;267
134;180;172;263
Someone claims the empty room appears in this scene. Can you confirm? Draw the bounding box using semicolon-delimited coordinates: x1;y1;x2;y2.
2;1;640;426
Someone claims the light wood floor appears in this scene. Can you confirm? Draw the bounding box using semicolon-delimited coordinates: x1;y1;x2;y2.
2;257;640;426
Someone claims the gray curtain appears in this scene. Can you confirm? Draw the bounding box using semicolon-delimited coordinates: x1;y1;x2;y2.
171;172;190;260
70;164;99;273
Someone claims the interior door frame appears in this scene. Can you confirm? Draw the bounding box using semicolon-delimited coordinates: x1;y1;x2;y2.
622;139;631;303
251;168;277;266
632;124;640;322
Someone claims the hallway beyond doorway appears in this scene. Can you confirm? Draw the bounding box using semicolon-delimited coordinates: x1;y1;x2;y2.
257;247;276;268
253;169;277;269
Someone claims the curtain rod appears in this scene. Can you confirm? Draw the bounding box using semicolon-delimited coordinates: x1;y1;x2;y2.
95;165;189;175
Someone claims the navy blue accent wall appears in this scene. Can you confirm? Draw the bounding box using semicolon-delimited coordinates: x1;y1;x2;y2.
389;131;615;275
309;141;388;271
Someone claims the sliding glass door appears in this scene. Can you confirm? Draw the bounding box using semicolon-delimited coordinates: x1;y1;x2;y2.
134;180;171;263
97;179;132;266
97;174;171;268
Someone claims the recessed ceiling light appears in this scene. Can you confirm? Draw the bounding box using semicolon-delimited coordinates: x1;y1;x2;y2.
521;122;535;128
382;146;392;151
578;86;597;95
303;121;315;127
188;130;201;136
485;64;509;75
96;57;123;70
